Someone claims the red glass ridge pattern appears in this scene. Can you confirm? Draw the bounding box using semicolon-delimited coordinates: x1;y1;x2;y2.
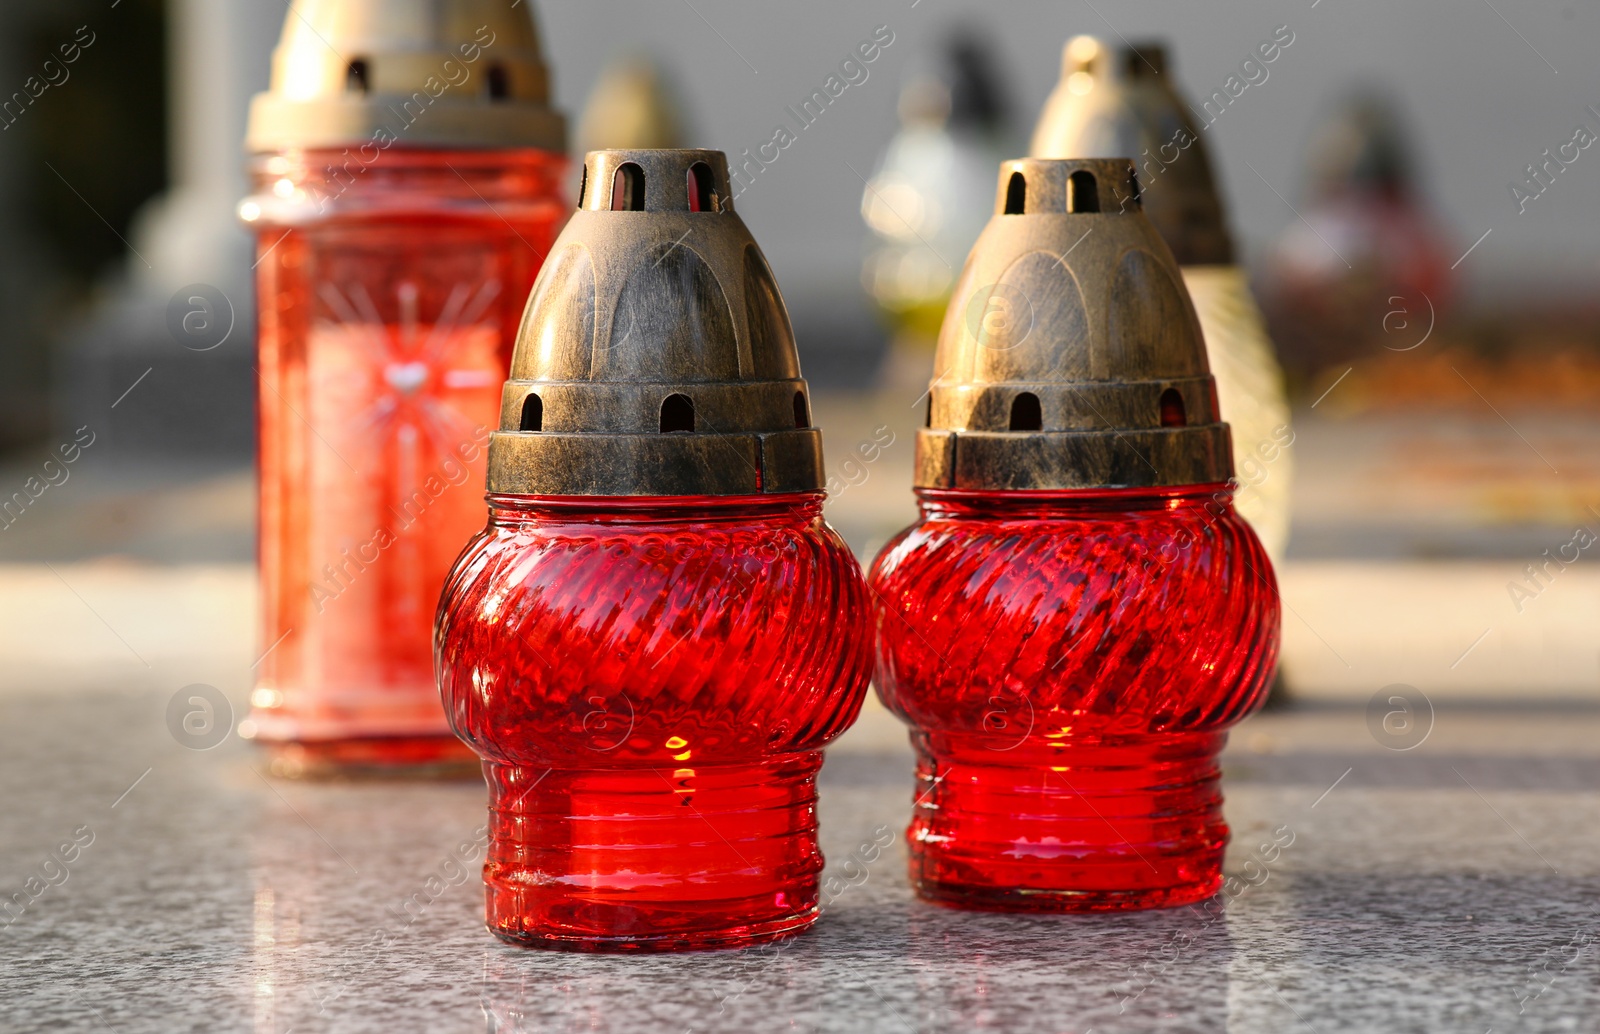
869;485;1280;911
436;493;873;951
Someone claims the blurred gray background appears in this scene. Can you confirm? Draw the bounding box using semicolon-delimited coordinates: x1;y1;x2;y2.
1;0;1598;700
539;0;1594;303
1;0;1596;453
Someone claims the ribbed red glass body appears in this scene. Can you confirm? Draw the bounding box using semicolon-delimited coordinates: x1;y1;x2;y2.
244;148;566;776
869;485;1279;911
435;492;873;951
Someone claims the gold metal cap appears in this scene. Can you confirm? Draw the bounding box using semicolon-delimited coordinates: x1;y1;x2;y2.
246;0;565;153
488;150;823;497
916;158;1233;491
1030;36;1232;266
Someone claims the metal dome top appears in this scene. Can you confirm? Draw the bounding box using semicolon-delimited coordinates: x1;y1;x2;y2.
246;0;565;153
488;149;824;497
1030;36;1233;266
916;157;1233;491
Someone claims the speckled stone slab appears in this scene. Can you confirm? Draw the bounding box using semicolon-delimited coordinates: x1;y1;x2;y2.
3;688;1598;1033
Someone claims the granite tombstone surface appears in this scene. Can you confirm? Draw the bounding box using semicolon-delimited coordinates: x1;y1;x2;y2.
3;682;1600;1033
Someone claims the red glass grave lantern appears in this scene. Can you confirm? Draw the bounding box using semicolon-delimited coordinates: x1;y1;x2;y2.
239;0;567;776
435;150;874;952
870;158;1280;912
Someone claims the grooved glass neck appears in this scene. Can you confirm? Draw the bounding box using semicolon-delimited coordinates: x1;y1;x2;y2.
916;483;1235;519
487;492;826;525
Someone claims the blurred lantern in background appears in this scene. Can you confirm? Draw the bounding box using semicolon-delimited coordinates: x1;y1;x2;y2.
871;159;1279;913
861;30;1015;389
1261;91;1455;383
575;53;689;155
237;0;568;777
435;150;873;951
1032;36;1294;565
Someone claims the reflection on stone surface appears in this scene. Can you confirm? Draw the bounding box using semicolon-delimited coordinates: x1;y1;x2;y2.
900;903;1235;1032
4;689;1600;1031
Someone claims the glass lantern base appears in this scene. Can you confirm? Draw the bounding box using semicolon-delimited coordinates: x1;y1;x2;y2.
258;735;480;780
912;872;1223;913
488;910;818;954
483;757;825;953
906;731;1229;913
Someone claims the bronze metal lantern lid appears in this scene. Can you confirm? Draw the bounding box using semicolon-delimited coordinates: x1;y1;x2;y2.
487;149;823;498
915;158;1232;492
1030;37;1232;266
246;0;566;153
